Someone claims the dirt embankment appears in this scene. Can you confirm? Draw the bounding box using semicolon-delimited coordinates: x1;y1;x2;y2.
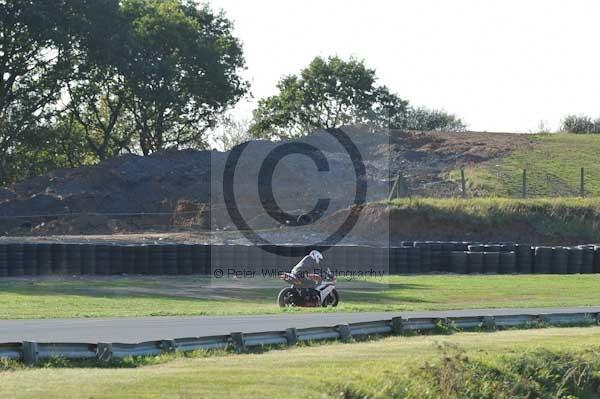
320;200;600;246
0;128;532;238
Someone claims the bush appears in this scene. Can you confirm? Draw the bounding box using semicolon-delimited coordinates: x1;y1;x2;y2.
561;114;600;134
328;347;600;398
410;348;600;398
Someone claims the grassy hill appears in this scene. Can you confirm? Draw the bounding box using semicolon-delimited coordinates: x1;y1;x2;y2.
383;133;600;244
450;133;600;197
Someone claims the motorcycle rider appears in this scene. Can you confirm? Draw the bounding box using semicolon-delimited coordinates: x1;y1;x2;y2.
291;250;323;288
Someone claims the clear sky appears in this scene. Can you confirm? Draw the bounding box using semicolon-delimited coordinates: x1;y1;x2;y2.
208;0;600;133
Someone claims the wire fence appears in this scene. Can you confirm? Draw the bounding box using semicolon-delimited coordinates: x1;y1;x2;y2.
389;166;598;199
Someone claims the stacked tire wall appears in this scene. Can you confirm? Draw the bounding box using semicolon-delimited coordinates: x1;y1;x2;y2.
0;241;598;277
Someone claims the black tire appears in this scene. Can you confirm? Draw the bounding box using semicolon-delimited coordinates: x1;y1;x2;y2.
329;289;339;307
277;287;295;308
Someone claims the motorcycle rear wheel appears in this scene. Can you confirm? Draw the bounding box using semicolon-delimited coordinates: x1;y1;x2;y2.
277;287;296;308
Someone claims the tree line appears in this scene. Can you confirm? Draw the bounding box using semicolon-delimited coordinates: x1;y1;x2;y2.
1;0;465;186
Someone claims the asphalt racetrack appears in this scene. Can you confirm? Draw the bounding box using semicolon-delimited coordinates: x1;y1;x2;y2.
1;306;599;343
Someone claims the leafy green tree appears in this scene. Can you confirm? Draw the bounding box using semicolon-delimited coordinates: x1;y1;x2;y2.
249;56;465;139
249;56;409;138
64;0;132;161
0;0;248;183
0;0;125;184
9;115;91;182
67;66;133;161
119;0;248;154
0;0;74;183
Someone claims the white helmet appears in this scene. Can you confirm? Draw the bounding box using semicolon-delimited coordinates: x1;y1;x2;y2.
309;250;323;264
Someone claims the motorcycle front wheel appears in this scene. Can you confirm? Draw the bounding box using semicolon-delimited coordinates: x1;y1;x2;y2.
277;287;296;308
322;289;339;307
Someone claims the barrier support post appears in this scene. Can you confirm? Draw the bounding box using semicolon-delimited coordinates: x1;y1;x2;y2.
336;324;352;341
285;328;298;346
231;332;245;353
22;341;38;364
96;343;113;362
391;317;404;334
160;340;176;353
482;316;496;330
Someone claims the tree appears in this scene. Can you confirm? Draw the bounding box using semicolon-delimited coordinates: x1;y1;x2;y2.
66;0;248;157
64;0;132;161
0;0;74;183
249;56;465;139
210;115;252;151
67;66;133;161
406;107;466;131
119;0;248;155
561;114;600;134
0;0;126;184
0;0;248;184
249;56;409;138
9;115;91;182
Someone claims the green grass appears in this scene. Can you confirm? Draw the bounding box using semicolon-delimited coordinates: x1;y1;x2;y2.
1;327;600;398
451;133;600;197
1;274;600;319
389;197;600;242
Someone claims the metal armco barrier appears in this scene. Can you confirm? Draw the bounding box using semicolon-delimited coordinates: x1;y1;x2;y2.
0;241;598;277
3;310;598;364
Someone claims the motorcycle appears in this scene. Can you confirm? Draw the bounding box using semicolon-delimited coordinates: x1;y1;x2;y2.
278;268;339;308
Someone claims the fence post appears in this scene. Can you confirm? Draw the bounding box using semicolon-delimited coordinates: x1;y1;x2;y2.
460;168;466;198
388;173;410;200
388;175;399;201
580;167;585;198
522;169;527;198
